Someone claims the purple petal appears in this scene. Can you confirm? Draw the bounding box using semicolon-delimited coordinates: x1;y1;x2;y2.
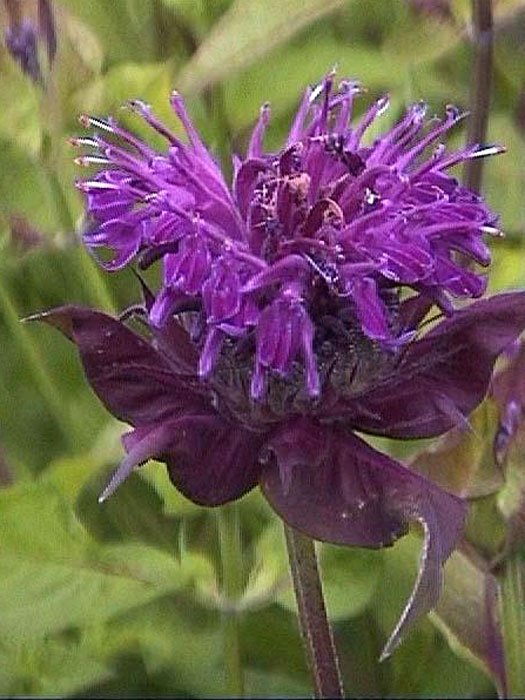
346;276;391;340
233;159;271;220
149;286;188;327
242;255;309;294
148;416;265;506
340;291;525;439
35;306;204;425
202;258;241;323
260;420;466;657
247;103;271;159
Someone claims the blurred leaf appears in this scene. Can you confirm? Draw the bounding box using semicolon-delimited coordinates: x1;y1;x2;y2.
160;0;230;39
223;38;401;139
139;460;205;519
176;0;352;94
241;604;308;684
0;481;203;640
70;60;177;128
0;57;42;156
485;114;525;235
466;494;508;561
85;595;226;697
0;141;59;234
383;6;461;69
497;423;525;554
0;636;112;697
63;13;104;74
412;399;504;498
431;545;507;695
247;523;383;621
74;464;188;553
57;0;159;64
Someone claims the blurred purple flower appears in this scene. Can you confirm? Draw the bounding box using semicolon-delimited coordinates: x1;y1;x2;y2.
5;20;42;84
38;75;525;657
408;0;453;20
3;0;56;85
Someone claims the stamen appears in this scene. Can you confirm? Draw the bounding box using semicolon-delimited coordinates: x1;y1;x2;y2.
75;179;120;191
78;114;115;133
69;136;98;148
74;156;111;167
481;225;503;237
468;145;505;159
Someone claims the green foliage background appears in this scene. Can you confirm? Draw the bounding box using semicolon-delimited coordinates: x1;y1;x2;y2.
0;0;524;696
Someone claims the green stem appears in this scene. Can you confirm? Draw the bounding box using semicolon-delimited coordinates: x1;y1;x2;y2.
0;279;77;451
217;504;244;696
500;553;525;697
284;525;344;699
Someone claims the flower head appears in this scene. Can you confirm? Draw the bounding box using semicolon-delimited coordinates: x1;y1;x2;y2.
39;74;525;657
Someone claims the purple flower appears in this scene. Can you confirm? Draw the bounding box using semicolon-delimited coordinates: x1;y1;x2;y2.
39;75;525;657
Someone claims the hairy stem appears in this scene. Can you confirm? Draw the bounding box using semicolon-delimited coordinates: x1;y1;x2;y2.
217;504;244;696
463;0;494;193
284;525;344;699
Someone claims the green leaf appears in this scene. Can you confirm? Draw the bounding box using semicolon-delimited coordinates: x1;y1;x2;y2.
74;463;192;553
176;0;352;94
86;595;226;697
0;481;203;640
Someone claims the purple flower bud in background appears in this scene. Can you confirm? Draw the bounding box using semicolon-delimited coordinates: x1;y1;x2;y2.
408;0;453;20
36;73;525;658
5;19;42;84
3;0;56;84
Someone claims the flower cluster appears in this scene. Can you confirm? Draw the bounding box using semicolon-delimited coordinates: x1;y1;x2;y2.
74;78;500;402
39;75;525;658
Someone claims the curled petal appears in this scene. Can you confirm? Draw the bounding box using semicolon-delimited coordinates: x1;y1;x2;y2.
260;420;466;657
99;421;179;502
